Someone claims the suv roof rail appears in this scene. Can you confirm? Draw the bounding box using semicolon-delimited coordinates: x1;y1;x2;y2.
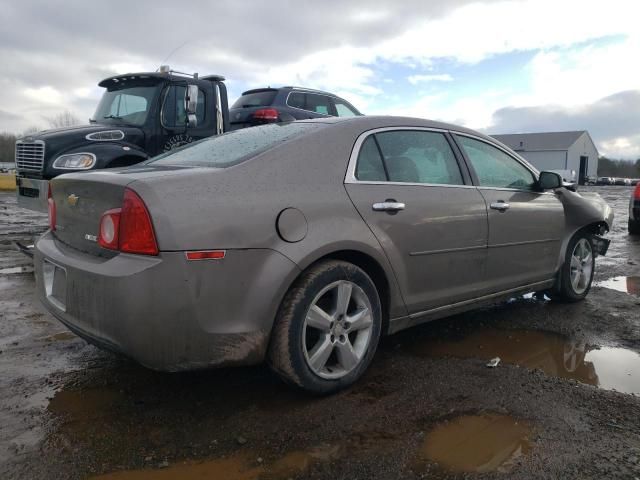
283;86;335;95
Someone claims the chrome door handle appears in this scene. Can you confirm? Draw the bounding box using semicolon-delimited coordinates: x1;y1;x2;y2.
490;201;510;212
372;201;405;212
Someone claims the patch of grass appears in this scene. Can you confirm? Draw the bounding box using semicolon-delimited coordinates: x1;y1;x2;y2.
0;173;16;190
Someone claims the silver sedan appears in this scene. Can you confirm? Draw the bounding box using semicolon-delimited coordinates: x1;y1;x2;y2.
35;117;613;393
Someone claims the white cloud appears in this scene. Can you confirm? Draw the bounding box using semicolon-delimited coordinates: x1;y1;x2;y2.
407;74;453;85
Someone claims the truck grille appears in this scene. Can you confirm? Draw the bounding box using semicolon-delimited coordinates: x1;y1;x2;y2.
15;140;45;172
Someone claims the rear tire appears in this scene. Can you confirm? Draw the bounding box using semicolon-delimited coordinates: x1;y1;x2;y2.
629;219;640;235
268;260;382;394
555;231;595;302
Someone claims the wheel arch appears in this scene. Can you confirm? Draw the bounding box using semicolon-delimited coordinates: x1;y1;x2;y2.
276;248;398;336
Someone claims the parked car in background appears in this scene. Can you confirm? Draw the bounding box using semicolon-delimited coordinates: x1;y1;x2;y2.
596;177;614;185
229;86;362;130
630;182;640;234
35;116;613;394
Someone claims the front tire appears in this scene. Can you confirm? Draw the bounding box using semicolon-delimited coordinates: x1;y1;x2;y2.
268;260;382;394
556;232;595;302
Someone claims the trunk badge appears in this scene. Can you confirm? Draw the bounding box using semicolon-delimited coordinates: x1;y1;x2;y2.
67;194;79;206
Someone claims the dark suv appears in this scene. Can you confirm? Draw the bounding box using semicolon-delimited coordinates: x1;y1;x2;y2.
229;86;362;130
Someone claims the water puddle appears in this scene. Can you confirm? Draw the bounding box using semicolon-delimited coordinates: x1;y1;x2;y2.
414;329;640;395
595;276;640;296
0;265;34;275
48;388;125;418
418;414;531;473
89;444;341;480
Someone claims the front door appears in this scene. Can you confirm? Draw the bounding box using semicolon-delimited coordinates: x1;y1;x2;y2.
579;156;588;185
159;83;212;154
345;129;488;314
454;134;565;293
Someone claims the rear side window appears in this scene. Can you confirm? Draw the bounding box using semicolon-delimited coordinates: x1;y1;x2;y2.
287;92;305;109
373;130;464;185
456;135;536;190
231;90;277;108
149;123;323;168
305;93;331;115
355;137;387;181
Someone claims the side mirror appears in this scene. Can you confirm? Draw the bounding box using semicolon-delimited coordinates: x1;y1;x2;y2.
539;171;562;190
185;85;199;128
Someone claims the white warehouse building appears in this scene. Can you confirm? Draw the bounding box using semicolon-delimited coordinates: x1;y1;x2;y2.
491;131;598;185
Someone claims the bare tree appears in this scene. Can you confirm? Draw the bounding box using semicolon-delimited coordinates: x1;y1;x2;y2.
21;126;41;136
45;110;80;129
0;132;16;164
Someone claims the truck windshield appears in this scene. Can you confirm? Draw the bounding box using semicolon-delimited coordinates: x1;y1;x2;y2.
148;123;323;168
93;85;158;126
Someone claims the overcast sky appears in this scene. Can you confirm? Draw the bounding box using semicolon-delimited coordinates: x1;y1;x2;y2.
1;0;639;158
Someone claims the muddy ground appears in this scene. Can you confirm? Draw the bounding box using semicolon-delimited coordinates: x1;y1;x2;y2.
1;186;640;479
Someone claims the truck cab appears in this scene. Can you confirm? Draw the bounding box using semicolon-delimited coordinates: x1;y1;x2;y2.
15;67;229;211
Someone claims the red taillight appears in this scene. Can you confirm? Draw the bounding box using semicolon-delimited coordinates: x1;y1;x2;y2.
634;183;640;199
98;209;121;250
97;188;158;256
47;184;56;231
252;108;279;122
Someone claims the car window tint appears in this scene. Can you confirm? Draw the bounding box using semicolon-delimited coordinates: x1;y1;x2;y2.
334;101;358;117
305;93;331;115
374;131;464;185
287;92;305;109
149;123;323;168
457;136;536;190
231;90;277;108
162;85;206;128
355;136;387;181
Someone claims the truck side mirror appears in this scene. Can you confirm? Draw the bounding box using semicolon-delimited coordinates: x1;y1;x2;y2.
185;85;199;128
539;171;562;190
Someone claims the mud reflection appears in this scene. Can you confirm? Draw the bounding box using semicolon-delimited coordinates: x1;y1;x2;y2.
595;276;640;296
415;329;640;395
89;444;341;480
419;414;531;473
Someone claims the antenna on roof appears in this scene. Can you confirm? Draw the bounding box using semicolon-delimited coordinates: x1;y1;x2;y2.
157;40;191;71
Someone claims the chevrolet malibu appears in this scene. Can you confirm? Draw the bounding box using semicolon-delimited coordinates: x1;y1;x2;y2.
35;117;613;394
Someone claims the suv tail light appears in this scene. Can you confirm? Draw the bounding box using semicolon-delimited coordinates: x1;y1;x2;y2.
97;188;158;256
252;108;279;122
634;183;640;200
47;184;56;231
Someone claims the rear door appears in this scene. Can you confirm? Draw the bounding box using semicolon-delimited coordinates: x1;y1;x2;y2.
454;134;565;293
345;128;488;314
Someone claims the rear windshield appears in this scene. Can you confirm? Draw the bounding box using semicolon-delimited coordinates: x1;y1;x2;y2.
148;123;323;168
231;90;278;108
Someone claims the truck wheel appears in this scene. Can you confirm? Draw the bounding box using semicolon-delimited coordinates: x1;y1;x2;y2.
629;219;640;235
555;231;595;302
268;260;382;395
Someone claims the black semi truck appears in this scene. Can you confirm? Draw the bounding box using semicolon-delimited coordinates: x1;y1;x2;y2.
15;66;229;212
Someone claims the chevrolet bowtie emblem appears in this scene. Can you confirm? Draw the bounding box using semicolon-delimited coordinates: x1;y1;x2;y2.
67;194;79;206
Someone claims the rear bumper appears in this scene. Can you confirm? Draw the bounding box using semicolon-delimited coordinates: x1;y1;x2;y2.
16;176;48;212
35;232;301;371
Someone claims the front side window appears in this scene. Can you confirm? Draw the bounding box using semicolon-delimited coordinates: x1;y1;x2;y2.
456;135;536;190
162;85;206;128
369;130;464;185
93;85;157;126
334;101;359;117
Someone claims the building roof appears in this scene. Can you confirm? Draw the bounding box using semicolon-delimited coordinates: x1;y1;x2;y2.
491;131;586;151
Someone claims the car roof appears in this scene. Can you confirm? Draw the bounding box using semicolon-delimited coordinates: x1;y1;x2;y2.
240;86;342;97
296;115;493;140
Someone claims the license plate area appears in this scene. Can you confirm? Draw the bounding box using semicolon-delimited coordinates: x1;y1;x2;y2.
43;259;67;311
